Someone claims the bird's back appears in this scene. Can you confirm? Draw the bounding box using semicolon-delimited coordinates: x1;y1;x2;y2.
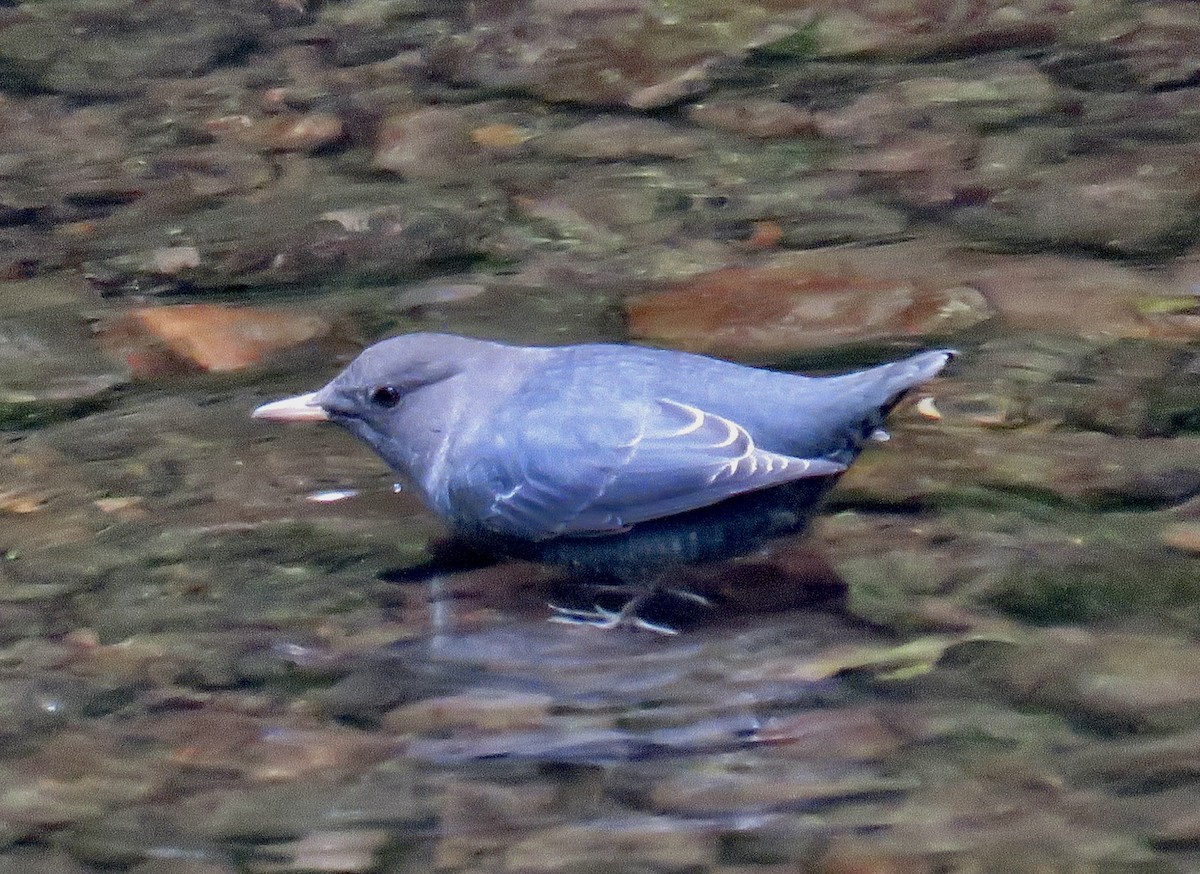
523;343;951;463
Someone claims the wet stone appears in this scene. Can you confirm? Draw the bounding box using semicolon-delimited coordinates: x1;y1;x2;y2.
0;730;169;837
132;709;398;782
677;244;1200;345
0;312;125;430
316;656;462;723
256;113;347;154
200;784;355;843
372;106;481;180
1065;728;1200;790
821;503;1200;631
950;148;1200;256
717;818;826;867
140;145;275;202
894;59;1060;127
825;520;994;633
0;676;131;753
70;632;250;687
95;304;346;378
756;707;901;761
948;338;1200;438
319;761;432;829
880;699;1078;752
390;275;627;346
508;163;703;252
383;688;555;734
968;254;1200;342
1116;2;1200;89
833;427;1200;512
679;175;912;252
689;97;816;138
979;518;1200;629
808;0;1125;59
0;98;140;226
626;254;990;361
430;0;801;109
434;779;562;870
831;128;978;175
313;0;452;67
0;605;50;649
0;276;91;315
820;769;1162;871
87;185;500;294
0;1;270;98
932;336;1200;437
993;631;1200;732
633;754;914;816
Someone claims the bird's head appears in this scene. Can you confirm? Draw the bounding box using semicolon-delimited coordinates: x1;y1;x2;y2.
251;333;495;438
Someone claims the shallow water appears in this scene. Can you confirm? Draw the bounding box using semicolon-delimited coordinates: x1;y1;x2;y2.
2;0;1200;871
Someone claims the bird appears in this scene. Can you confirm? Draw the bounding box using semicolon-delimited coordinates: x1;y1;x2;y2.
253;333;953;632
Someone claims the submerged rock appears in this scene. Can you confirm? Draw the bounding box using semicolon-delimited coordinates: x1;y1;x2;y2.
806;0;1125;58
1114;2;1200;89
543;117;700;160
95;304;347;378
996;631;1200;731
0;311;124;430
86;188;498;294
950;148;1200;256
372;107;482;180
689;97;816;138
627;241;1200;352
430;0;803;108
0;0;269;98
626;252;990;360
836;427;1200;511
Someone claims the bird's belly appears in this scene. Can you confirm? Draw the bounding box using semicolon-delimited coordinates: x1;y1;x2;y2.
473;477;839;582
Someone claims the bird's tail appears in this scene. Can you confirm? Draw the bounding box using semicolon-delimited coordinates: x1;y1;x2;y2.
818;348;956;463
857;349;956;417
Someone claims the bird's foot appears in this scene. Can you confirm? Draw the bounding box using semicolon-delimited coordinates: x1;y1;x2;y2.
548;601;680;635
546;587;713;635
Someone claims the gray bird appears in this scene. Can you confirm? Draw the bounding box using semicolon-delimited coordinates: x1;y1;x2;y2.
253;333;953;631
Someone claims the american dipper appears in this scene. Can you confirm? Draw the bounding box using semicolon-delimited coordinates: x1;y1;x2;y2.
253;333;952;630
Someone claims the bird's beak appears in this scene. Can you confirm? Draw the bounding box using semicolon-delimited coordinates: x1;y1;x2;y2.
251;391;330;422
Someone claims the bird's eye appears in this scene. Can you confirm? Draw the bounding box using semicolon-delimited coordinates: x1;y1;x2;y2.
369;385;401;408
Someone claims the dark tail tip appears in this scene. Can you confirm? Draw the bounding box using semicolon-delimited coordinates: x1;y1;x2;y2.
875;348;957;416
898;348;957;386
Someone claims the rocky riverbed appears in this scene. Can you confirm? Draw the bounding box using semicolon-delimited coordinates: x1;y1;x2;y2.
1;0;1200;870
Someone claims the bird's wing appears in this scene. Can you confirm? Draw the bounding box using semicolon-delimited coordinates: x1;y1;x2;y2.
457;398;844;540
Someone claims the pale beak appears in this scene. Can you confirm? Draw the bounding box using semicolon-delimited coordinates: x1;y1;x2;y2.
251;391;330;422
